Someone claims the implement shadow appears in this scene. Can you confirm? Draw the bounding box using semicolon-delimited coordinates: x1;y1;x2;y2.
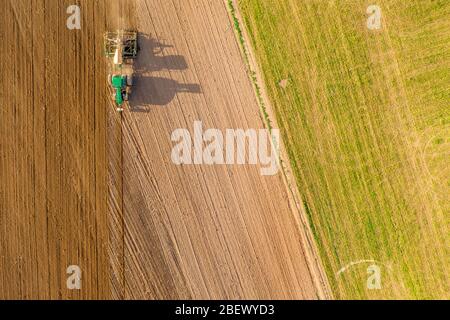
129;33;201;111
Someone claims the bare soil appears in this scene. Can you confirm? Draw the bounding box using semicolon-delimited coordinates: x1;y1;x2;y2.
0;0;110;299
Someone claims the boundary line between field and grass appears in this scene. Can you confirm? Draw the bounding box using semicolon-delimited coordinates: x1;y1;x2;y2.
225;0;333;299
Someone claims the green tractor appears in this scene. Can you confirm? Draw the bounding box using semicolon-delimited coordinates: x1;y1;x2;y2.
104;30;139;112
110;74;131;106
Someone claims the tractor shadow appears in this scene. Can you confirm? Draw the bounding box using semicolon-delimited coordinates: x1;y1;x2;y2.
129;33;201;110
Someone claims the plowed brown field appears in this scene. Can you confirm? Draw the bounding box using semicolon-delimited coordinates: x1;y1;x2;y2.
0;0;329;299
0;0;110;299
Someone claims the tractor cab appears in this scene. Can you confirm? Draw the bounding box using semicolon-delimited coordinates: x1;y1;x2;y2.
111;74;128;106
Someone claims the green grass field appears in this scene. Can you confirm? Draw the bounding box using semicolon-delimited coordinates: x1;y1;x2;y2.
237;0;449;299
